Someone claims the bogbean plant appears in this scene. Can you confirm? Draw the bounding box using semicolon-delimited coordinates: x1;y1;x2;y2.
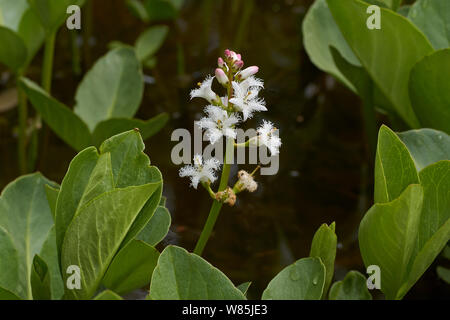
179;50;281;255
303;0;450;156
302;0;450;298
0;0;170;171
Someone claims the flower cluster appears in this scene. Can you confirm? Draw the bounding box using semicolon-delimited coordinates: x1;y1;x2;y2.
180;49;281;204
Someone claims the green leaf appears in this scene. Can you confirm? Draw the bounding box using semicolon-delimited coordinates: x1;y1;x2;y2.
374;125;419;203
61;183;160;299
137;205;171;246
93;290;123;300
0;173;56;299
0;26;27;71
261;257;325;300
400;219;450;298
416;161;450;251
0;287;22;300
55;147;100;255
150;246;245;300
126;0;150;22
98;130;163;247
27;0;85;33
102;240;159;295
237;282;251;296
16;8;45;64
407;0;450;50
398;129;450;171
39;226;64;300
44;184;59;221
20;78;92;151
309;222;337;299
91;112;169;147
30;254;51;300
327;0;433;128
144;0;178;22
74;48;144;131
328;271;372;300
0;226;20;299
302;0;361;92
409;49;450;134
135;25;169;62
0;0;28;30
359;184;423;299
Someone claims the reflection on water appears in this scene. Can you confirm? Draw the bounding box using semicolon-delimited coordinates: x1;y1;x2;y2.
0;0;448;299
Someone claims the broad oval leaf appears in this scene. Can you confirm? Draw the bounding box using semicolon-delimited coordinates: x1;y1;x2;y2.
326;0;434;128
416;161;450;251
302;0;361;92
398;129;450;171
61;183;160;299
55;130;162;258
102;240;159;295
407;0;450;50
27;0;85;33
74;48;144;131
137;205;171;246
20;78;92;151
409;49;450;134
261;257;325;300
309;222;337;299
135;25;169;62
0;226;20;299
0;26;27;71
150;246;245;300
328;271;372;300
374;125;419;203
0;173;56;299
359;184;423;300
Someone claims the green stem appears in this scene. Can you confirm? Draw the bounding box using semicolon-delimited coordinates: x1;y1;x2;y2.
17;80;28;174
42;32;56;93
193;138;234;256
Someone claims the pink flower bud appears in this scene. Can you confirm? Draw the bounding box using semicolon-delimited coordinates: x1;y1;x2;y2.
218;57;225;68
239;66;259;79
215;68;229;85
224;49;232;58
234;60;244;69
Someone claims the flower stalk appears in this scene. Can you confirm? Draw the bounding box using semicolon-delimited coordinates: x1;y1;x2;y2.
181;49;281;256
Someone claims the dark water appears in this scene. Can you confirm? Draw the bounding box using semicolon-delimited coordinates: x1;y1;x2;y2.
0;0;448;299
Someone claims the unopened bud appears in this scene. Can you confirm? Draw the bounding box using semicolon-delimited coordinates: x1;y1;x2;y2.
215;68;229;85
234;60;244;69
218;57;225;68
239;66;259;80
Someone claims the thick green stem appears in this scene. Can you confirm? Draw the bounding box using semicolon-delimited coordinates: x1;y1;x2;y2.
193;139;234;256
17;82;28;174
42;32;56;93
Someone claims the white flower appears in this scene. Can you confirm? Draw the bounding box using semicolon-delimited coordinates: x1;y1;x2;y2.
196;106;240;144
238;170;258;192
179;154;220;189
257;120;281;155
229;76;267;121
190;76;218;103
